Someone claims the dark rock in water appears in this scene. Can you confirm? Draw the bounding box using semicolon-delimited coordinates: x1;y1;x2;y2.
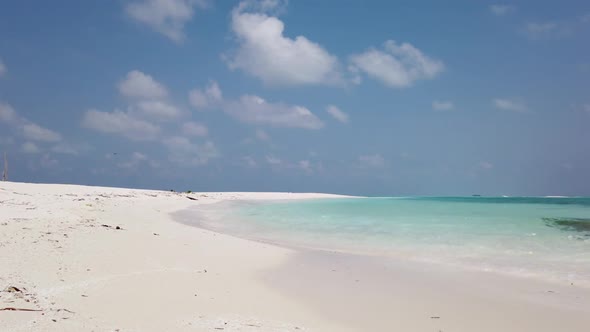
543;217;590;232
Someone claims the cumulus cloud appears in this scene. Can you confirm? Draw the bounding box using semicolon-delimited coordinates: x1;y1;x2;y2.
1;102;66;151
226;2;342;86
0;103;18;124
523;22;560;38
432;100;454;111
223;95;323;129
0;58;5;77
82;109;161;141
22;123;62;142
242;155;257;168
479;161;494;170
22;142;40;154
264;155;315;173
117;152;150;170
188;81;222;109
350;40;444;88
489;4;515;16
136;100;181;119
255;129;270;141
358;154;385;168
265;155;282;166
182;121;208;136
163;136;219;166
40;154;59;169
187;81;323;129
51;142;86;155
126;0;208;42
118;70;168;99
298;160;312;173
326;105;349;123
493;98;528;112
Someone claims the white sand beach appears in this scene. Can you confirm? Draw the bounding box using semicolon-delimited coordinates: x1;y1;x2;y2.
1;181;589;331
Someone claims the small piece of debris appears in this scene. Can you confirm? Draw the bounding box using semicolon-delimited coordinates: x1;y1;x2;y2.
4;286;22;293
55;308;75;314
0;307;42;312
186;196;198;201
153;233;159;236
430;316;440;319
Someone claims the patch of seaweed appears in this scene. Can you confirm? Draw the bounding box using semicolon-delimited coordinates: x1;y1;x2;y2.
543;217;590;233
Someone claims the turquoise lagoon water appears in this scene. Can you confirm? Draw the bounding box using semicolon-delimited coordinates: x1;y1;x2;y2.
200;197;590;285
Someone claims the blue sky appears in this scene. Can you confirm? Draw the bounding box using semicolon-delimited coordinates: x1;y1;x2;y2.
0;0;589;196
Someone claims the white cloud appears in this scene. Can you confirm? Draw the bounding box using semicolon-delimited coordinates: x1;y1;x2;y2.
493;98;528;112
22;123;62;142
0;137;14;146
40;154;59;169
523;22;564;39
350;40;444;88
205;81;222;101
117;152;149;170
51;142;91;155
263;154;315;173
326;105;349;123
242;155;257;168
163;136;219;166
136;100;181;119
432;100;454;111
240;129;271;145
255;129;270;141
489;4;515;16
265;155;282;166
525;22;558;34
182;121;208;136
0;103;18;124
227;2;342;86
188;81;322;130
118;70;168;99
479;161;494;170
188;81;222;109
359;154;385;168
1;103;64;145
82;109;161;141
0;58;5;77
298;160;312;173
22;142;40;154
223;95;323;129
126;0;208;42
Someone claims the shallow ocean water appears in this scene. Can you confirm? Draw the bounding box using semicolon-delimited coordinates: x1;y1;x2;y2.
197;197;590;286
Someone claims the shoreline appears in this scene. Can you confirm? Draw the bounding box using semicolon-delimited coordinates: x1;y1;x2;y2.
174;199;590;290
1;181;589;331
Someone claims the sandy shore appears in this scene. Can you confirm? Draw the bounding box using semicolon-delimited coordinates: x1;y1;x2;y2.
1;182;589;331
